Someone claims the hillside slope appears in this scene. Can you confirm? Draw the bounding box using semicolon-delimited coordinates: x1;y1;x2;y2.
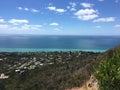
69;45;120;90
0;51;99;90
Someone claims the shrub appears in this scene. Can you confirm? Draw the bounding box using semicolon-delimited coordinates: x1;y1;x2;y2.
94;51;120;90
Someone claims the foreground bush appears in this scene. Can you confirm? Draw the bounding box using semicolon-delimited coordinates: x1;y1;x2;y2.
95;47;120;90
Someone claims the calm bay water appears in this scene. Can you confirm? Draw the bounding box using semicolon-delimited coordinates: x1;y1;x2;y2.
0;35;120;52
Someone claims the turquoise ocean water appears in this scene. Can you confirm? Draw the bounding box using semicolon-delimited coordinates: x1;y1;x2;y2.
0;35;120;52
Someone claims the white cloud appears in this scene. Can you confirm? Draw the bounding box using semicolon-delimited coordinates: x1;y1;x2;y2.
69;2;76;7
50;22;59;26
74;9;98;20
56;9;66;13
93;17;115;22
70;8;76;11
67;6;70;9
24;8;29;11
0;19;4;23
47;6;66;13
75;9;97;15
31;8;39;13
17;7;39;13
115;24;120;28
0;18;42;31
68;2;77;11
77;14;98;20
8;19;29;25
80;3;94;8
30;25;42;30
0;24;8;29
48;6;56;10
115;0;119;3
17;7;22;10
9;24;42;30
21;24;42;30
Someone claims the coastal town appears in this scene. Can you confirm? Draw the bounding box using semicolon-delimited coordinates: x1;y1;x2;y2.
0;51;101;90
0;51;100;80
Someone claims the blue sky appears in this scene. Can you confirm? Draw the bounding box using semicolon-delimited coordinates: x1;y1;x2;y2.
0;0;120;35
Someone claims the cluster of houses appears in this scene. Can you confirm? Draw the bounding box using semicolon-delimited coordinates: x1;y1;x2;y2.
0;51;83;79
0;73;9;79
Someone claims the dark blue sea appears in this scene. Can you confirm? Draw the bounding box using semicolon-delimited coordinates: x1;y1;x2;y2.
0;35;120;52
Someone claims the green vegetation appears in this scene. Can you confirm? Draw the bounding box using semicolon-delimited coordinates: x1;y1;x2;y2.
94;46;120;90
2;45;120;90
0;51;99;90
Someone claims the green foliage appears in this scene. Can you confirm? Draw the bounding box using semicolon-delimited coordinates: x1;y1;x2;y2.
0;51;99;90
94;47;120;90
0;82;5;90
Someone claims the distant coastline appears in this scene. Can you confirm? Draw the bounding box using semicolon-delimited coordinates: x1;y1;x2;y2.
0;48;106;52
